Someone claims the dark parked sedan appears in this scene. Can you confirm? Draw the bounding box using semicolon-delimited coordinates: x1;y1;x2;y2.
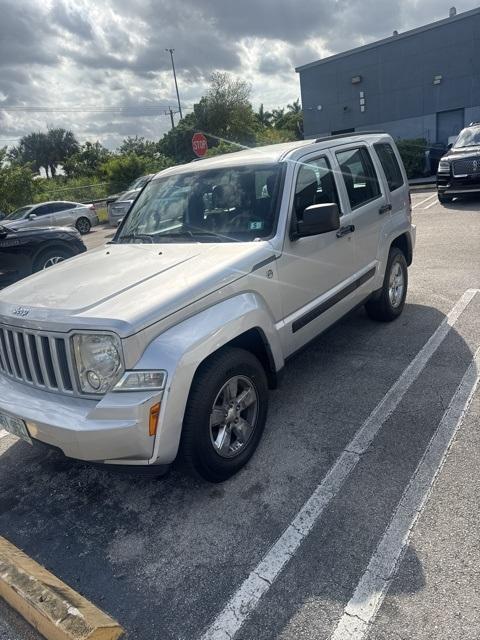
0;224;86;288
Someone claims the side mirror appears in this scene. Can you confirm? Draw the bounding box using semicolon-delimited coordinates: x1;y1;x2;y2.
293;203;340;239
28;213;37;220
447;143;453;150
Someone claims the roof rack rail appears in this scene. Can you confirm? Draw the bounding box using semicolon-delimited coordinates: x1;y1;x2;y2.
314;130;386;143
468;121;480;126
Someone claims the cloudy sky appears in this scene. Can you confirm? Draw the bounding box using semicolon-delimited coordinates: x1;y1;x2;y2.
0;0;477;149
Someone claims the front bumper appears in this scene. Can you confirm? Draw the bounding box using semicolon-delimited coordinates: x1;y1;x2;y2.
437;173;480;195
0;374;162;465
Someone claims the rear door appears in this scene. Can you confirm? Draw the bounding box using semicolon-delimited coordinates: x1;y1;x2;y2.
51;202;76;227
373;141;409;223
276;152;358;353
333;144;387;272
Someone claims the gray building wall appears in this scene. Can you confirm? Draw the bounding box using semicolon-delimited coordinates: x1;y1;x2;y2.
297;8;480;145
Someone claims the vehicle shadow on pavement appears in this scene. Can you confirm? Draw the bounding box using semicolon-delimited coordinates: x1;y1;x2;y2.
0;300;477;640
442;195;480;212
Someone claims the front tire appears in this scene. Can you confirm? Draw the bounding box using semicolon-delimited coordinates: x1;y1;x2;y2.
76;217;91;234
365;247;408;322
180;347;268;482
33;247;73;272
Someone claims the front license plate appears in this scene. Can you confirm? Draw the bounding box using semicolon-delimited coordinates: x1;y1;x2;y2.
0;412;32;444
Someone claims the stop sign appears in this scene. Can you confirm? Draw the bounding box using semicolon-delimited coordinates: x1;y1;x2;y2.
192;133;208;157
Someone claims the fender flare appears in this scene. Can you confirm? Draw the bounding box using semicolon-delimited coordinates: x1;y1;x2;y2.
135;292;284;465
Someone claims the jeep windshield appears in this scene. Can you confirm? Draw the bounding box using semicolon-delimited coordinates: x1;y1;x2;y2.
454;127;480;148
115;163;282;243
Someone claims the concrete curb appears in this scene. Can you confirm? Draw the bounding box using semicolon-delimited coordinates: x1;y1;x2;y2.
0;537;123;640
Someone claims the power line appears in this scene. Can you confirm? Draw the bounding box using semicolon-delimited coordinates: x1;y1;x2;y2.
0;105;183;114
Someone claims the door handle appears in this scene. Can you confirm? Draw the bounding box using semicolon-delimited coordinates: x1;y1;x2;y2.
379;204;392;215
336;224;355;238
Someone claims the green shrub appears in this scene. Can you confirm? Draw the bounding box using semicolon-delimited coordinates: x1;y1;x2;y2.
204;141;241;158
32;176;109;204
101;154;172;193
0;165;37;213
396;138;427;178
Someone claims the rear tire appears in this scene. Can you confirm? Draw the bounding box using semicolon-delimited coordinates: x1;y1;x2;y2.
365;247;408;322
33;247;72;272
76;217;91;234
180;347;268;482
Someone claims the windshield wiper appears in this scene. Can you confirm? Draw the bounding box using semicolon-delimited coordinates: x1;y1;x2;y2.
155;231;233;242
114;233;155;244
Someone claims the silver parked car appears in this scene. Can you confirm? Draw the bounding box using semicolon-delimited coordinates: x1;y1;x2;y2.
0;133;414;482
2;201;98;235
108;189;140;226
108;174;154;226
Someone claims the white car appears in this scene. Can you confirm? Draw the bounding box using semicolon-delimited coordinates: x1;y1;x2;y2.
0;133;415;482
3;201;98;235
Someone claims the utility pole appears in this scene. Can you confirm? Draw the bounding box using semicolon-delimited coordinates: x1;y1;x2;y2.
165;48;183;120
168;107;175;130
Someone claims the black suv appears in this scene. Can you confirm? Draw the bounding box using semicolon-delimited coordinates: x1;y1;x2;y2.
437;123;480;203
0;224;86;288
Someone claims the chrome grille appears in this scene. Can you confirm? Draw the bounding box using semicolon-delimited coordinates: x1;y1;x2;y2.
0;324;77;394
452;157;480;176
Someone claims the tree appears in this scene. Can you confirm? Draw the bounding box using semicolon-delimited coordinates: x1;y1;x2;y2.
0;148;37;212
255;104;272;128
46;128;79;177
102;155;149;193
101;153;172;193
9;132;50;176
9;128;79;178
118;136;159;157
194;72;257;147
157;112;199;164
63;141;111;178
270;100;303;139
204;141;239;158
270;108;286;128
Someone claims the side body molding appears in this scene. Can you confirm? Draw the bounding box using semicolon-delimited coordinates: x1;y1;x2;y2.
135;292;284;465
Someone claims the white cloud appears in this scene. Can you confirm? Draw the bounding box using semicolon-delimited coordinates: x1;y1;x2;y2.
0;0;476;149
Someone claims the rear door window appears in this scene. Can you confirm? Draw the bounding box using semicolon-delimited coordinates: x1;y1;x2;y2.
374;143;404;192
336;147;381;210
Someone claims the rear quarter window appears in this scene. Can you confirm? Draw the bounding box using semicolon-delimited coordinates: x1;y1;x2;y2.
374;143;404;192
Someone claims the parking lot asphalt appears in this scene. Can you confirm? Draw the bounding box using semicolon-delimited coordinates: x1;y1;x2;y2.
0;190;479;640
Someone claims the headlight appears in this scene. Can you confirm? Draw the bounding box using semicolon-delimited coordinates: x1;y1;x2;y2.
113;370;167;392
72;333;123;394
438;158;450;173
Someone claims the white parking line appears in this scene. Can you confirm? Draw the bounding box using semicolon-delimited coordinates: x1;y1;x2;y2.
0;430;8;440
412;193;436;209
330;346;480;640
423;197;439;210
200;289;479;640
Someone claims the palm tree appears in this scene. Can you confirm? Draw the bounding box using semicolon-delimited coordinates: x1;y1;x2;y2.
286;98;302;115
256;104;272;127
271;108;286;128
9;132;51;176
46;128;79;177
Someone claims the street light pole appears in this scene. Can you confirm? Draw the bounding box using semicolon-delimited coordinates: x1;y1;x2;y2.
165;48;183;120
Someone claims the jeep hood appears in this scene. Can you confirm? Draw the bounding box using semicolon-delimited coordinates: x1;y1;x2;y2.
0;242;274;335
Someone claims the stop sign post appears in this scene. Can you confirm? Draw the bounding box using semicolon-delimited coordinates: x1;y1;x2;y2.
192;133;208;158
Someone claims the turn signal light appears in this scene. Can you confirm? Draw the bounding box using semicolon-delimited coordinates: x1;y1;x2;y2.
149;402;161;436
